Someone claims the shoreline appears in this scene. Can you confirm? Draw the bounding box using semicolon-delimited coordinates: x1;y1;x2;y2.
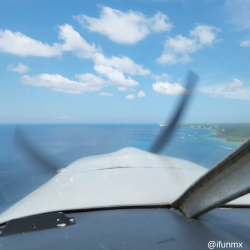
206;134;244;143
182;126;244;143
206;128;245;143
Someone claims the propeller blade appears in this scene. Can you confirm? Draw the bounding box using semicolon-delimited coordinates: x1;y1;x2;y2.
12;127;61;174
150;70;198;154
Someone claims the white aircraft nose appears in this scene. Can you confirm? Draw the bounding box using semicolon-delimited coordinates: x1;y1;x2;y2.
0;147;207;224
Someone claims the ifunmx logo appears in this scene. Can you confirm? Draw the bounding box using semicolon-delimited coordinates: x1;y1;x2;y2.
208;241;243;249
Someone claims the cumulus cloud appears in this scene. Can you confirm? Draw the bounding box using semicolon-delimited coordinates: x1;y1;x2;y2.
94;65;139;88
74;6;173;44
0;24;99;58
0;22;150;83
20;67;139;94
150;12;173;32
200;78;250;100
0;24;150;77
152;81;186;95
163;35;198;54
92;52;150;75
20;73;107;94
138;90;146;97
99;92;113;96
240;40;250;47
190;25;219;45
1;24;151;95
156;24;220;64
58;24;100;59
0;29;61;57
75;72;106;85
125;94;136;99
7;63;30;73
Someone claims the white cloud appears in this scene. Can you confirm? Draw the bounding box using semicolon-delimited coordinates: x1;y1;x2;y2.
94;65;139;88
61;25;150;76
92;52;150;75
227;78;243;89
125;94;136;99
156;24;220;64
163;35;198;54
152;81;186;95
138;90;146;97
7;63;30;73
75;72;106;86
20;67;140;94
1;24;150;95
99;92;113;96
200;78;250;101
156;53;191;65
74;6;173;44
150;12;173;33
0;24;149;78
240;40;250;47
0;24;99;58
0;29;61;57
20;73;107;94
152;73;172;81
190;25;220;45
58;24;100;59
117;87;127;91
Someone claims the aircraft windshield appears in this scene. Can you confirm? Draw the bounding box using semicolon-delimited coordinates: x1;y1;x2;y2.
0;0;250;219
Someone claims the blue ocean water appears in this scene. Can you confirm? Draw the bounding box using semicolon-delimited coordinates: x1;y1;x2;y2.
0;124;241;213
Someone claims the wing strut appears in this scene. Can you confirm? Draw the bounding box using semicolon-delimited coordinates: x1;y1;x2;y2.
172;138;250;218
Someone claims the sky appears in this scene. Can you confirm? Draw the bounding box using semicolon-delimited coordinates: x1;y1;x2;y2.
0;0;250;124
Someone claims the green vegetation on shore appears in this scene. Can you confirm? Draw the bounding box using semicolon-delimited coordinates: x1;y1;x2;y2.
177;123;250;142
208;124;250;142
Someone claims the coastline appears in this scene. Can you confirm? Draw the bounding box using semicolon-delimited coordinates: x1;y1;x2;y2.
206;128;246;143
196;128;241;150
178;125;248;143
206;134;244;143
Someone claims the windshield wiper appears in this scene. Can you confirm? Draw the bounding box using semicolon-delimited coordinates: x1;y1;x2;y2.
172;137;250;218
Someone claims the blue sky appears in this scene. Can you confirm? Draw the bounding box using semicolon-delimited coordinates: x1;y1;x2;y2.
0;0;250;123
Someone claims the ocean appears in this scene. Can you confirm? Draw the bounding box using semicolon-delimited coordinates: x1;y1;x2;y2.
0;124;241;214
